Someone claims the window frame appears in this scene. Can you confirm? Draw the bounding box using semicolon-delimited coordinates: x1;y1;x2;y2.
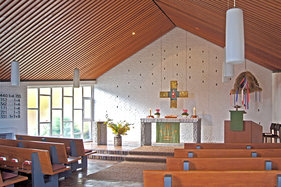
27;85;93;140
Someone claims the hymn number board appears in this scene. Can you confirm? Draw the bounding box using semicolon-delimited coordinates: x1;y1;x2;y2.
0;93;21;119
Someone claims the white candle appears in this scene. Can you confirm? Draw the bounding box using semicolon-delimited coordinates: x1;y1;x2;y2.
193;107;196;116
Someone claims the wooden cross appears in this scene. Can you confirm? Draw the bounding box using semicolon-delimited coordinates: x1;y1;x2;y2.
160;81;188;108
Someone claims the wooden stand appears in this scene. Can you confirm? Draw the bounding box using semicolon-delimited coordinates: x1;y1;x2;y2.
224;120;262;143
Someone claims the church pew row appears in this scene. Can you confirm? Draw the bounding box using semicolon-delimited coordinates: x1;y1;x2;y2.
143;170;281;187
0;139;80;174
0;171;28;187
174;148;281;158
0;145;70;187
184;143;281;149
16;134;96;170
166;157;281;171
0;139;80;165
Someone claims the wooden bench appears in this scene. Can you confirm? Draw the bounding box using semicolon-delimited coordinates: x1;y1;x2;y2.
143;170;281;187
0;171;28;187
0;145;70;187
174;148;281;158
184;143;281;149
166;157;281;171
16;134;96;170
0;139;80;175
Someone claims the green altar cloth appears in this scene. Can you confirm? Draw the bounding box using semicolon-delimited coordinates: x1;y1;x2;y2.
230;111;245;131
156;122;180;143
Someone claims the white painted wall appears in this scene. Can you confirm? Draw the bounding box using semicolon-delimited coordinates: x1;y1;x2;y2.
273;72;281;123
94;27;273;144
0;82;27;136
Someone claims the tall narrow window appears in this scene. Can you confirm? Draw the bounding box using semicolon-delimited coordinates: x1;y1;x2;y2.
27;86;92;140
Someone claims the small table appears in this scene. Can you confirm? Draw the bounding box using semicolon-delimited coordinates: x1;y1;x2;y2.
140;118;201;146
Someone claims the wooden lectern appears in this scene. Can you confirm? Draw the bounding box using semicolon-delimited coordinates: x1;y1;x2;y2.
224;120;263;143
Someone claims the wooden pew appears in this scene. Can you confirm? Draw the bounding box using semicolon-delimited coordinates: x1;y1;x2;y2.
143;170;281;187
0;139;80;174
166;157;281;171
0;145;70;187
184;143;281;149
0;171;28;187
16;134;95;170
174;148;281;158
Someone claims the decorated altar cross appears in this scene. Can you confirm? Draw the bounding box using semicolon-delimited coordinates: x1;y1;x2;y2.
160;81;188;108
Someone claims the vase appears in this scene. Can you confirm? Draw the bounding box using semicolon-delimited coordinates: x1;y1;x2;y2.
114;135;122;146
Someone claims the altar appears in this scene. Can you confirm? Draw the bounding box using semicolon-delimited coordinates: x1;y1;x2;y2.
140;118;201;146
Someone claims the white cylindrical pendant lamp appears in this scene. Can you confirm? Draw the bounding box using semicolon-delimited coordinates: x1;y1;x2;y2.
11;60;20;86
73;68;80;88
223;47;234;77
223;60;234;77
225;8;244;64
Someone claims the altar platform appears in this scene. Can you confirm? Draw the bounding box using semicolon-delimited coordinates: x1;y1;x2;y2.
85;142;182;163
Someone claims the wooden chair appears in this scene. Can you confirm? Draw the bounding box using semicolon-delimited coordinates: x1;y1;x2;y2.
263;123;279;143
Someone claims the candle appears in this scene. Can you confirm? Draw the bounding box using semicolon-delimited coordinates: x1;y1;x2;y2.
193;107;196;116
149;108;151;116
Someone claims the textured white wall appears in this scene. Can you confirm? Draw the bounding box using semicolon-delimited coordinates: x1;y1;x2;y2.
0;82;27;136
94;27;272;144
272;72;281;123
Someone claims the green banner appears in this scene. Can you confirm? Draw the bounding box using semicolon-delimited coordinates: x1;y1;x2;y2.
230;111;244;131
156;122;180;143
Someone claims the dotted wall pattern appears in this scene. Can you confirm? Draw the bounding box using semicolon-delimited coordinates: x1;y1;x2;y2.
94;27;272;144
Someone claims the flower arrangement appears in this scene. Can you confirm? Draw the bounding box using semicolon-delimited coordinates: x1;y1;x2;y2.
104;118;133;136
154;109;160;115
182;109;189;116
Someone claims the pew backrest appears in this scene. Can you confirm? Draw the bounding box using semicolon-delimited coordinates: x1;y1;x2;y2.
16;134;86;156
174;148;281;158
166;157;281;171
0;139;68;164
0;145;55;175
184;143;281;149
143;170;281;187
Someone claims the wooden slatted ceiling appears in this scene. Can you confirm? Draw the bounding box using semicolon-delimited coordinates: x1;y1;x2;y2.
0;0;174;81
155;0;281;71
0;1;280;82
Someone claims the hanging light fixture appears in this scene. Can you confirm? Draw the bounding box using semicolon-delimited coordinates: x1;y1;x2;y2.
222;48;234;82
225;0;244;64
73;68;80;88
11;60;20;86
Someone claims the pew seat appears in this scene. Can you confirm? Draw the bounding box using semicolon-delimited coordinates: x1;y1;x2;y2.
0;171;28;187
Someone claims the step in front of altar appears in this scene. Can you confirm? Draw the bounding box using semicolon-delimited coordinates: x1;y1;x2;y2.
88;146;175;162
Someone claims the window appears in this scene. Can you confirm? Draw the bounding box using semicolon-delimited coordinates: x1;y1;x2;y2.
27;86;92;140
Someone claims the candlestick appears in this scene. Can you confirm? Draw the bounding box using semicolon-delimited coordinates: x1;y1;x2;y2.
149;108;151;116
193;107;196;116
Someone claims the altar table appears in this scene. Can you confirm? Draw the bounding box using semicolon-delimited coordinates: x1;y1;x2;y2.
140;118;201;146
